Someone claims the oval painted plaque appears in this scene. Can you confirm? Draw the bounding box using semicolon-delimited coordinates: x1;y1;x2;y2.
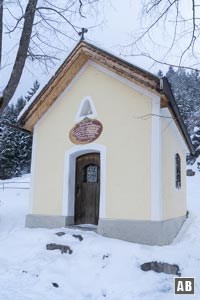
69;118;103;144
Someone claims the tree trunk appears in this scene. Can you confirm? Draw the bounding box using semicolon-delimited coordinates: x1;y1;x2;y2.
0;0;38;113
0;0;3;69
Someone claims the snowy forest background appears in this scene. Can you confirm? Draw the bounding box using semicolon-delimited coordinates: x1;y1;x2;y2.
0;81;39;179
165;68;200;162
0;67;200;179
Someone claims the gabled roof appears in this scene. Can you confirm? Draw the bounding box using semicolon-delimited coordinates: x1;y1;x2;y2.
18;40;195;154
18;41;161;130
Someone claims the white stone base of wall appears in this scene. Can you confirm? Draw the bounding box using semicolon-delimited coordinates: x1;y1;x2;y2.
25;214;186;245
25;214;74;229
97;216;186;246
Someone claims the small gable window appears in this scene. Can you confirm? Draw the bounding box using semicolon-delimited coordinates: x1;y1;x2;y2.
175;153;181;189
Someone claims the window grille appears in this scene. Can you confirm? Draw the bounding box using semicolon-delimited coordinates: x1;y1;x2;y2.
83;164;98;183
175;153;181;189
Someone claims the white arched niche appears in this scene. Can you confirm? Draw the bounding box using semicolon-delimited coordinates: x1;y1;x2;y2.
75;96;97;122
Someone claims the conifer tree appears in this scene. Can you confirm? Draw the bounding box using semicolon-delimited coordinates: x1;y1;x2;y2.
166;67;200;161
0;81;39;179
191;125;200;159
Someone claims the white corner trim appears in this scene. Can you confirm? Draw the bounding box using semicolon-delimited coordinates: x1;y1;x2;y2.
62;143;106;219
151;95;163;221
88;60;158;99
161;107;188;154
29;124;38;213
75;96;97;123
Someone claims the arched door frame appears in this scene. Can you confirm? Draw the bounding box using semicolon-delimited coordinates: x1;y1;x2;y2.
62;143;106;222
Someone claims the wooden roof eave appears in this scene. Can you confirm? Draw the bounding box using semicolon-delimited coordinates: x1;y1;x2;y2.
20;41;162;132
21;52;89;132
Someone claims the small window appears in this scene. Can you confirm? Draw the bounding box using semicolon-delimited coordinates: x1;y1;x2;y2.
83;164;98;183
175;153;181;189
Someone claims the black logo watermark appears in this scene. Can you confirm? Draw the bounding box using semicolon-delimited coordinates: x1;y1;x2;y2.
174;277;195;295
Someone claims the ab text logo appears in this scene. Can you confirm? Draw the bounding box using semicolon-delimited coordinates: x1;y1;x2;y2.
174;277;195;295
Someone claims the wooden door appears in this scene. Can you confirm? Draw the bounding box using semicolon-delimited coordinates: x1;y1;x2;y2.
75;153;100;225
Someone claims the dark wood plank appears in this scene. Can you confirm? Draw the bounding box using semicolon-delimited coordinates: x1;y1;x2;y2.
75;153;100;225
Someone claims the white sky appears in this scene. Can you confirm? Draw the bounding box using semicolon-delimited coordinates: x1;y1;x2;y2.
1;0;198;104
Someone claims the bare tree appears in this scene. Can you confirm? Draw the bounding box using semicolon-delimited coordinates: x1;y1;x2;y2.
125;0;200;71
0;0;3;69
0;0;101;115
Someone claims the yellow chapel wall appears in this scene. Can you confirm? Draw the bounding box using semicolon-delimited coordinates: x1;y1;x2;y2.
31;63;153;220
162;110;187;220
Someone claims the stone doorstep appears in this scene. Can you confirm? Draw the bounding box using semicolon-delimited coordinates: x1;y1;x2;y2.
67;224;97;232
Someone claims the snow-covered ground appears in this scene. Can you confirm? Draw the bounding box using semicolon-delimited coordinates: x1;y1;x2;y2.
0;171;199;300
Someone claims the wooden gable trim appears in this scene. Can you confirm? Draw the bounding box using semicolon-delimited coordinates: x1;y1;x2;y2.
161;96;168;108
80;42;160;92
22;52;88;132
20;41;161;132
18;41;193;154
